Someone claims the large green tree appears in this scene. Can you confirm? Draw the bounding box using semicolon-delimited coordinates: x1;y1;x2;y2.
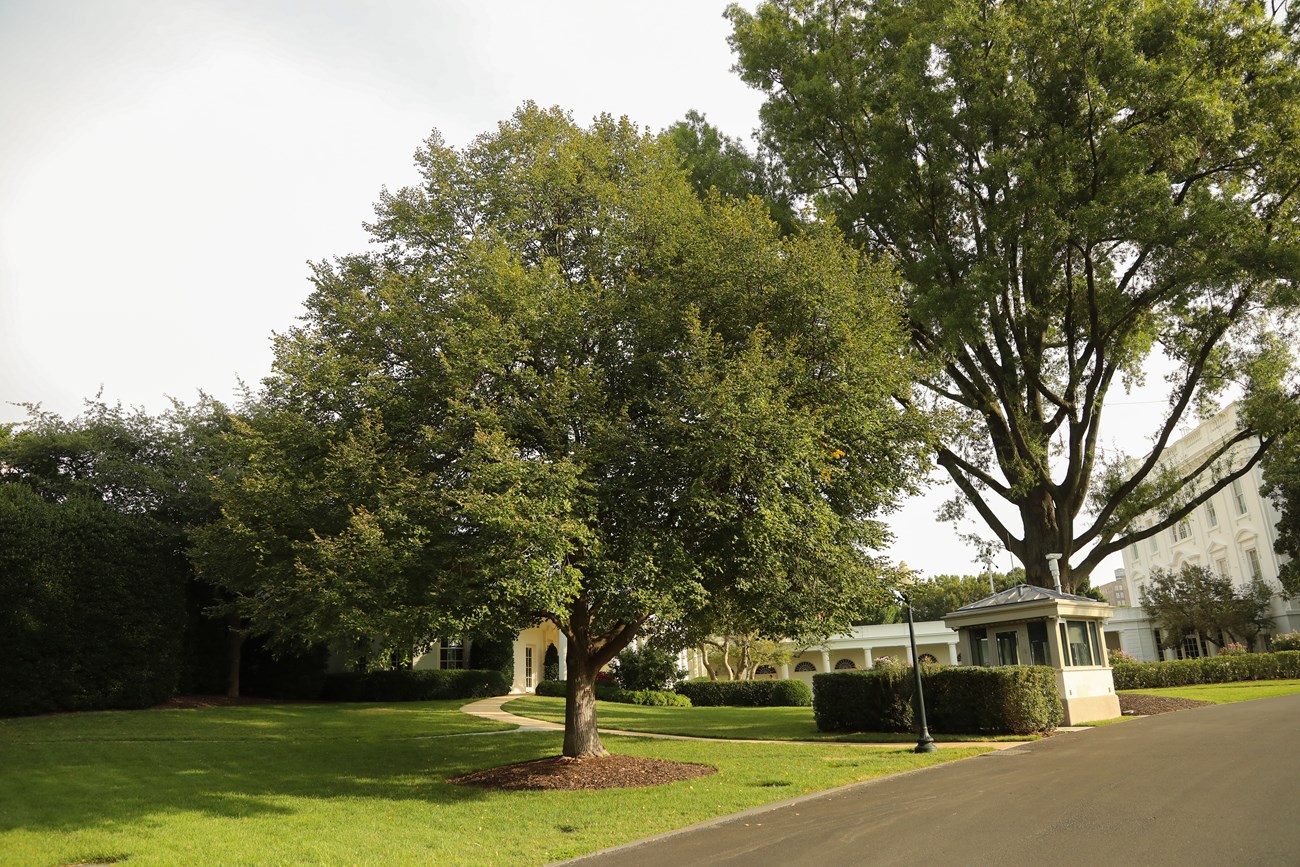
1263;428;1300;596
1141;562;1274;651
729;0;1300;590
200;105;933;758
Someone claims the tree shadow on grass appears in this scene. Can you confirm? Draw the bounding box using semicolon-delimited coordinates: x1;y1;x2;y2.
0;726;564;835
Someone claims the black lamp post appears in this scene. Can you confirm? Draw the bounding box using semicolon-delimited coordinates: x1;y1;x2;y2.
903;588;937;754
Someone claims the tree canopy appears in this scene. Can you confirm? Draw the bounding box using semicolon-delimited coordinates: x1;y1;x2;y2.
1140;562;1274;650
1263;429;1300;596
198;105;934;757
729;0;1300;590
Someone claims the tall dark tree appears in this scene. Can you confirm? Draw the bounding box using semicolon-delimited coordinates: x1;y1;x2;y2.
198;105;934;758
1263;428;1300;596
729;0;1300;590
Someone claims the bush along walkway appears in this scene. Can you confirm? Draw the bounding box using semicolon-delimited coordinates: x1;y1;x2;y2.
459;696;1038;749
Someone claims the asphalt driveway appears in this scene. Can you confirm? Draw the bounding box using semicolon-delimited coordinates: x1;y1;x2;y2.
563;693;1300;866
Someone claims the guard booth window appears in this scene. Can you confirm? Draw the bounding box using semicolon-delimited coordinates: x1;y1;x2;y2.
996;631;1019;666
970;627;989;666
1028;621;1050;665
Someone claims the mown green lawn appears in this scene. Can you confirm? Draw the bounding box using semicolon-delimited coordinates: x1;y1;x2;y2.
0;700;987;866
503;696;1031;742
1121;678;1300;705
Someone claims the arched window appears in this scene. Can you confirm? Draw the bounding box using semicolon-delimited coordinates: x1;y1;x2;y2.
834;658;856;670
918;653;938;664
754;664;776;675
794;661;816;672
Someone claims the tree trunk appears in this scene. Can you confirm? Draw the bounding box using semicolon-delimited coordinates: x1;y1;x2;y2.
700;644;718;681
562;644;607;759
1020;486;1074;591
225;611;245;699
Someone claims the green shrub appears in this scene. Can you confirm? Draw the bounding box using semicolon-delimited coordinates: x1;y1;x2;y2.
674;679;811;707
812;666;1062;735
468;634;515;686
533;679;690;706
611;644;686;691
1272;632;1300;652
321;668;509;702
535;679;566;697
0;486;186;717
1110;651;1300;690
542;644;560;681
768;678;814;707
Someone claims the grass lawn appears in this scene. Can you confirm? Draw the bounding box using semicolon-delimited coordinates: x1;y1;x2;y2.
0;700;988;866
503;696;1031;742
1121;678;1300;705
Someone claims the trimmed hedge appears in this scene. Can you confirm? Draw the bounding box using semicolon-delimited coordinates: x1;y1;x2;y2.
813;666;1063;735
674;678;813;707
321;668;510;702
1111;651;1300;690
533;679;690;706
0;486;186;717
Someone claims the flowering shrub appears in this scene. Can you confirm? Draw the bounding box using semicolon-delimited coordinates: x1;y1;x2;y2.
872;655;902;669
1217;642;1248;656
1109;648;1139;664
1272;631;1300;652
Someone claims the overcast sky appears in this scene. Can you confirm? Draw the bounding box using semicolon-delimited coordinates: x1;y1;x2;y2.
1;0;1175;581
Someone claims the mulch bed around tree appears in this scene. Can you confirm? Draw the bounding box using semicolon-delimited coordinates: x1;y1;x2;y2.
450;754;716;791
1119;693;1215;716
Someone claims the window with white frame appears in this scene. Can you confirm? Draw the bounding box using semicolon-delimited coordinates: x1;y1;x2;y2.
1247;549;1263;582
1232;478;1249;515
1206;499;1218;527
1216;557;1230;579
440;639;465;670
1148;533;1159;555
1172;518;1191;542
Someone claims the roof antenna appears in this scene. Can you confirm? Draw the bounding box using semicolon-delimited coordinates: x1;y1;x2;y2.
1045;553;1063;593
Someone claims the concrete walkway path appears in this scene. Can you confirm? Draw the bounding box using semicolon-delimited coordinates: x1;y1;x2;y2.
460;694;1038;749
560;693;1300;866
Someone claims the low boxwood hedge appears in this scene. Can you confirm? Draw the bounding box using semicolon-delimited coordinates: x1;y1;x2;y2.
1111;650;1300;690
813;666;1062;735
674;678;813;707
533;679;690;706
321;668;510;702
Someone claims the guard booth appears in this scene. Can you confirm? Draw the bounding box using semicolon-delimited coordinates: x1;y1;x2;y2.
943;584;1121;725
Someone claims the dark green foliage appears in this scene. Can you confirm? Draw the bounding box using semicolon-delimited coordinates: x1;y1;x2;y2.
0;485;185;717
611;644;687;691
468;635;516;685
813;667;1062;735
767;678;814;708
320;669;510;702
1263;430;1300;597
664;109;800;235
542;644;560;681
535;679;566;697
1111;651;1300;690
674;678;812;707
239;638;329;700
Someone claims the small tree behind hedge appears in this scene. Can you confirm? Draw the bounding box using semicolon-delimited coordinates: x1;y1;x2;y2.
612;644;686;692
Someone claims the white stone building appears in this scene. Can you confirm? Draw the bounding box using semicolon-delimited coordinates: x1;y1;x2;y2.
1107;403;1299;661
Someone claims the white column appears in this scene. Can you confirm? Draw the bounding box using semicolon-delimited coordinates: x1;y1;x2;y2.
864;646;874;669
779;663;790;679
947;642;959;666
820;650;831;672
557;630;568;680
904;643;914;665
511;638;527;693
